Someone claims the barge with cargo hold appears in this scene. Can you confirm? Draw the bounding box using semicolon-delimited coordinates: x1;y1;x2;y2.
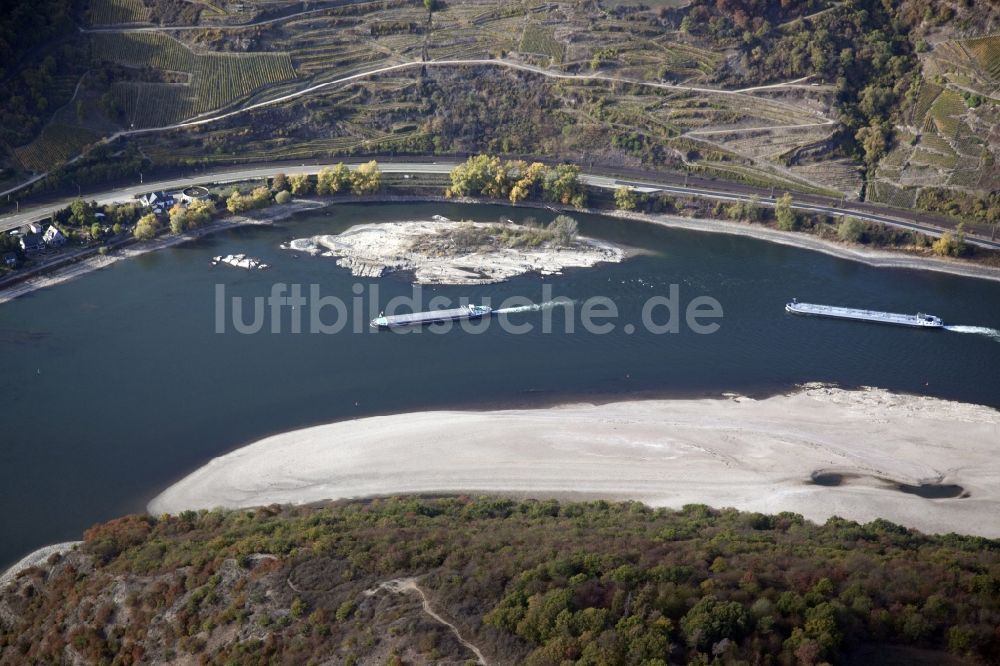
371;304;492;329
785;299;943;328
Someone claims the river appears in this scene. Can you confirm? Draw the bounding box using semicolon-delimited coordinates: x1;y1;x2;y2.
1;202;998;568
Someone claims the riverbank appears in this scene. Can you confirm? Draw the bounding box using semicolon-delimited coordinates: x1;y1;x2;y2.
3;194;999;305
0;200;326;305
606;209;1000;284
149;384;1000;537
0;541;81;589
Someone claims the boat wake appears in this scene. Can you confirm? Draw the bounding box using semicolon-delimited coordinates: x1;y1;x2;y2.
494;299;574;315
944;325;1000;342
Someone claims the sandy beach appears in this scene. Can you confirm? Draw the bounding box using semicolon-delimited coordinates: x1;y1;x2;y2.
149;385;1000;537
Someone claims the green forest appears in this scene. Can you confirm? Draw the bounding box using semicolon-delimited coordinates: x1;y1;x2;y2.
2;497;998;664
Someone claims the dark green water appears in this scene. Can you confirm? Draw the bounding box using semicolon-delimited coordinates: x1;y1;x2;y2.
2;202;999;568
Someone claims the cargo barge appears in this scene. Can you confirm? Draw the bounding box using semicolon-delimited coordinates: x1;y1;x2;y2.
785;299;943;328
371;304;492;329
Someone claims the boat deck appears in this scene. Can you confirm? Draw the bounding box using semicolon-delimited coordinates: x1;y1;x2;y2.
786;301;943;328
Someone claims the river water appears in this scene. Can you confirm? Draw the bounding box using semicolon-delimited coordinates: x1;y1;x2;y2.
1;202;998;568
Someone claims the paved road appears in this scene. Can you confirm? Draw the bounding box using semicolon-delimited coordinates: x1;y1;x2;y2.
2;161;998;250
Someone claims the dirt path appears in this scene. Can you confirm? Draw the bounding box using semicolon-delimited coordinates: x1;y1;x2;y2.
366;577;488;665
2;57;829;198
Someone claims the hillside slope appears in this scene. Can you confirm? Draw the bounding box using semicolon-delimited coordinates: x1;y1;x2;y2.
1;0;998;222
2;497;999;664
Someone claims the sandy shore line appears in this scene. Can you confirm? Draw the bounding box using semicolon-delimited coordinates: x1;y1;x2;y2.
0;541;82;588
149;385;1000;537
600;209;1000;283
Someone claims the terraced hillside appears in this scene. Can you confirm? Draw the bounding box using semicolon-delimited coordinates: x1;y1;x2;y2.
1;0;999;221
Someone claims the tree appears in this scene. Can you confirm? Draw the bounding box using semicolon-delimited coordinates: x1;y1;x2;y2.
289;174;314;195
837;216;866;243
350;160;382;195
271;173;288;193
548;215;578;245
448;155;502;198
133;214;160;240
112;223;122;236
275;190;292;204
775;192;797;231
316;164;351;195
855;121;888;165
542;164;585;207
509;162;546;203
932;227;969;257
227;191;247;214
186;200;215;228
745;195;763;222
614;186;637;211
90;222;102;240
249;186;272;208
169;205;188;234
680;595;749;650
69;199;96;228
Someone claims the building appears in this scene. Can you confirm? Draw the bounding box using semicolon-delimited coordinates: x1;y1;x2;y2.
139;191;176;210
19;232;44;253
43;225;67;247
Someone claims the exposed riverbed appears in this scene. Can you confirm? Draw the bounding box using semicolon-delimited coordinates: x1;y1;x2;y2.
1;201;999;569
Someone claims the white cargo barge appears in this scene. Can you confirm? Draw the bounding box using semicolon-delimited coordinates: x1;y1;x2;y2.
785;299;943;328
371;304;492;329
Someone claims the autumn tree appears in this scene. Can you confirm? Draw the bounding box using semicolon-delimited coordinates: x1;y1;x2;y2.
316;164;351;195
350;160;382;195
509;162;546;203
289;174;314;195
169;205;188;234
614;185;637;211
775;192;797;231
133;213;160;240
271;173;288;193
542;164;586;208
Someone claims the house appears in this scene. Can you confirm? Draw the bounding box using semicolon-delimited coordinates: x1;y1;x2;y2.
139;191;176;210
2;252;18;268
19;232;44;253
43;225;67;247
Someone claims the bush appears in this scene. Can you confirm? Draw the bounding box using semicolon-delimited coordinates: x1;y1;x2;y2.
837;217;866;243
548;215;578;245
275;190;292;205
